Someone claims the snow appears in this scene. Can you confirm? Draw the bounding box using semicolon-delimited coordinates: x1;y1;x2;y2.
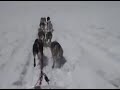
0;1;120;89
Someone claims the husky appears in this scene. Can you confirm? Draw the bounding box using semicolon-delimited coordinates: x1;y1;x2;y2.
39;22;46;31
39;17;46;30
50;41;63;68
46;31;52;45
38;30;45;42
46;16;54;33
33;39;44;68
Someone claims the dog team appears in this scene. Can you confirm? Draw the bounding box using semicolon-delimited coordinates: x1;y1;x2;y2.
33;16;64;69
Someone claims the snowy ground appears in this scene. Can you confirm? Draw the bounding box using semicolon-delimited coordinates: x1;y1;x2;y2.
0;1;120;89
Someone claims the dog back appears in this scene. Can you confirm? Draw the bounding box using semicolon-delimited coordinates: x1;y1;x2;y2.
40;17;46;23
50;41;63;58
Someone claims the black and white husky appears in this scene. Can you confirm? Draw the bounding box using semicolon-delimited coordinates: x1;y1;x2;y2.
38;30;45;42
45;31;52;45
39;17;46;30
50;41;63;68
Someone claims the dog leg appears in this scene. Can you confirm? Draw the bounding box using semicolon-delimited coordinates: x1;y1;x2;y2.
52;56;56;69
40;55;43;70
34;55;36;67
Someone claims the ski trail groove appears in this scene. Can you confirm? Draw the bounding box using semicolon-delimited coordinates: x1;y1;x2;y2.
12;52;31;87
